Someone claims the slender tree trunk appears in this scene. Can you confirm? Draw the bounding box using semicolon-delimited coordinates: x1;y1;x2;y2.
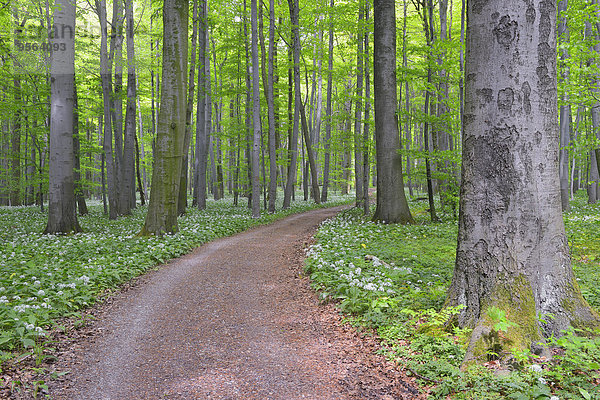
194;0;209;209
45;0;81;234
403;0;413;198
122;0;137;214
362;0;370;215
73;83;88;215
266;0;277;212
372;0;413;224
354;2;364;208
250;0;262;217
178;0;198;215
558;0;570;211
283;1;301;209
321;0;334;203
111;0;125;215
97;0;117;219
141;0;188;235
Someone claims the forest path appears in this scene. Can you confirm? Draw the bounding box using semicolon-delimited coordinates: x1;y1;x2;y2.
47;206;419;400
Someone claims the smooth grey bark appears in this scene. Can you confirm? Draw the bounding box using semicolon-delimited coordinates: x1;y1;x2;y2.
354;2;364;208
122;0;137;214
73;83;88;215
447;0;599;364
111;0;125;215
140;0;188;235
178;0;198;215
266;0;277;212
372;0;413;224
250;0;261;218
45;0;81;234
194;0;209;210
403;0;413;197
283;0;301;209
422;0;439;222
362;0;370;215
320;0;334;203
558;0;570;211
97;0;117;219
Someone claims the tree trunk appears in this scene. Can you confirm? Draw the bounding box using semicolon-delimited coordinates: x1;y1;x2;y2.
178;0;198;215
111;0;125;215
194;0;209;209
140;0;188;235
321;0;334;203
97;0;118;219
446;0;600;365
250;0;262;218
372;0;413;224
558;0;570;211
45;0;82;234
354;2;364;208
362;0;370;215
73;82;88;215
266;0;277;212
122;0;137;214
283;1;301;209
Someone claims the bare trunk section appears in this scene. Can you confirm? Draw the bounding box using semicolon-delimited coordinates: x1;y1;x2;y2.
250;0;262;218
122;0;137;214
194;0;209;210
96;0;117;219
558;0;570;211
266;0;277;212
320;0;334;203
45;0;81;234
447;0;600;365
354;2;364;208
178;0;198;215
283;0;301;209
372;0;413;224
140;0;188;235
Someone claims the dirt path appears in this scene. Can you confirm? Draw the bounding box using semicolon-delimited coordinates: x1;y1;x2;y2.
46;206;420;400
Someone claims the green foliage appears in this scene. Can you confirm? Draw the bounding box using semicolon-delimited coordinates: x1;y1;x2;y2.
305;193;600;399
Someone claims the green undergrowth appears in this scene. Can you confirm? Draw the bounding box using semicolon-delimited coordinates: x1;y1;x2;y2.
0;193;352;364
305;193;600;399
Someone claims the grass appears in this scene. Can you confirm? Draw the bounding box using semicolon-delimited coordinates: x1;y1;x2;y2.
0;192;352;362
305;192;600;400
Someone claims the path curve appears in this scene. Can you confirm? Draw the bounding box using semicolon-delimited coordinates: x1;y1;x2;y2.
47;206;419;399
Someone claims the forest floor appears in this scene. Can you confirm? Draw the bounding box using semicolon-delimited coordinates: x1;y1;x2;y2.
18;206;422;399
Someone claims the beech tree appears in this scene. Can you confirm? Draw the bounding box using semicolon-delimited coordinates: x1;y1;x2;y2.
45;0;81;234
140;0;188;235
446;0;600;363
371;0;413;224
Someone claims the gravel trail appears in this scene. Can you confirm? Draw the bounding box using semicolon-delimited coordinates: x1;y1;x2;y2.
47;206;419;400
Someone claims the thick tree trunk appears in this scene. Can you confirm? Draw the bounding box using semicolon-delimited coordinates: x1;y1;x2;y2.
372;0;413;224
447;0;600;365
45;0;81;234
140;0;188;235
